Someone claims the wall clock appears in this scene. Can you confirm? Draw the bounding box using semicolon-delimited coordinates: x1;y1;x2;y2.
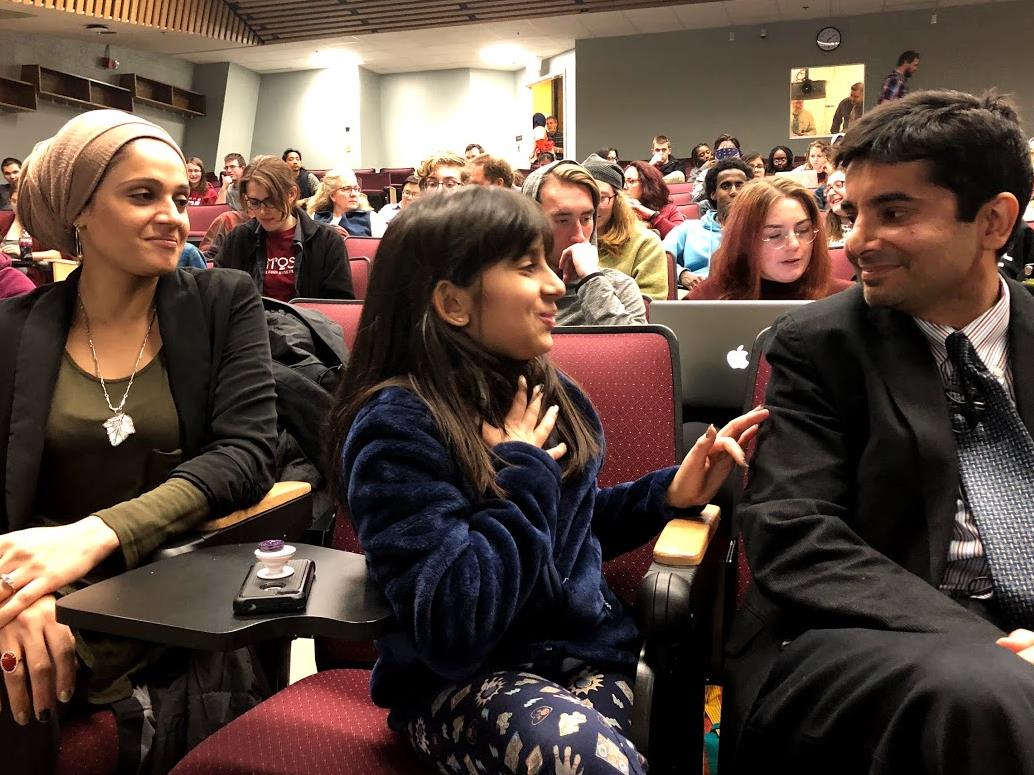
816;26;842;52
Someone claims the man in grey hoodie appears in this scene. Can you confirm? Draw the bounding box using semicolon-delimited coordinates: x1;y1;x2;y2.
522;159;647;326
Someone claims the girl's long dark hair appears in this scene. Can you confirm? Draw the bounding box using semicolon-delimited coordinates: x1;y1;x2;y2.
326;186;601;503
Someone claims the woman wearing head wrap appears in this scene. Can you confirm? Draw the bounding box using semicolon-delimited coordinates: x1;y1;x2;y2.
0;110;276;772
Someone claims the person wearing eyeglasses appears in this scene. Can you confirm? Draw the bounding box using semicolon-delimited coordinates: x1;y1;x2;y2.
824;168;853;248
377;175;422;224
215;155;353;301
308;169;387;237
688;177;852;301
416;151;465;194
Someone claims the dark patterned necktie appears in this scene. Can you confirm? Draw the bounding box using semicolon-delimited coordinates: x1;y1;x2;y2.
946;331;1034;629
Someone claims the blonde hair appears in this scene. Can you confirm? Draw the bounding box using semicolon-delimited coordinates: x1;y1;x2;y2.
538;162;601;210
596;189;639;255
307;169;362;215
239;155;297;220
416;151;465;182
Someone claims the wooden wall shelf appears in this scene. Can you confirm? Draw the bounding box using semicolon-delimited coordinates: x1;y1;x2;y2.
0;76;37;112
21;65;132;112
120;74;206;117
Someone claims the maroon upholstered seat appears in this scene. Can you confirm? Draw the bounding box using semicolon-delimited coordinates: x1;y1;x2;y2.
345;236;380;262
667;182;694;196
677;202;700;220
56;709;119;775
349;257;370;300
669;191;693;206
829;247;855;282
187;204;230;241
0;210;14;235
291;299;363;351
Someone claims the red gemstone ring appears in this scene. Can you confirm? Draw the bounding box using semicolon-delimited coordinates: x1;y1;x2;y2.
0;651;19;674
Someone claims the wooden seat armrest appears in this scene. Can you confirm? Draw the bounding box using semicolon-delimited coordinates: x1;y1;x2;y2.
196;482;312;532
652;505;721;567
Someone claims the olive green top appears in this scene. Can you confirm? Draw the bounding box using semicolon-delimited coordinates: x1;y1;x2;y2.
33;350;209;704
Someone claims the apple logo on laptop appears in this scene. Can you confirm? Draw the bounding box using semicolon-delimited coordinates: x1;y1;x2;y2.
727;345;750;370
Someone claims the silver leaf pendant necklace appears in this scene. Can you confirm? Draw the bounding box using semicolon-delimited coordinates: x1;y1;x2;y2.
78;294;158;447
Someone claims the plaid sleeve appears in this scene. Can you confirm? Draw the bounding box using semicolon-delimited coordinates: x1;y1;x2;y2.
878;73;904;103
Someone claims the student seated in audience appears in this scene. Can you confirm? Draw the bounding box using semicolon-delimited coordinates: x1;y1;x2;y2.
691;134;742;199
1;187;63;266
599;147;620;164
199;202;251;262
649;134;687;182
185;156;217;206
523;158;648;325
282;148;320;203
584;154;668;301
743;152;767;180
378;174;421;224
417;151;466;193
0;157;20;211
687;143;713;179
824;168;852;247
216;155;353;301
532;151;557;170
0;187;38;299
215;152;246;211
1;109;277;774
464;143;485;161
665;158;754;291
623;160;686;238
725;89;1034;775
689;177;851;301
768;145;794;175
546;115;564;155
464;153;514;188
327;184;768;775
794;139;833;185
308;169;388;237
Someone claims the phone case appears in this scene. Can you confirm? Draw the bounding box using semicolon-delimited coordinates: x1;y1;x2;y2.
233;558;315;615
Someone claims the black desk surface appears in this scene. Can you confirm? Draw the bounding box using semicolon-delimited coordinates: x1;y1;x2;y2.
56;544;393;651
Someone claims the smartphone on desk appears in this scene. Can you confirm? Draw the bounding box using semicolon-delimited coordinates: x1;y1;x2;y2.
233;559;315;615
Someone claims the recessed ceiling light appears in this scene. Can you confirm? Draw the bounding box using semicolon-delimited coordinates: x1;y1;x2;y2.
480;42;531;67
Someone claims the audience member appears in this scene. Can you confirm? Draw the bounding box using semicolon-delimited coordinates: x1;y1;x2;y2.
531;151;557;170
178;241;208;269
768;145;794;174
823;168;852;247
791;99;817;136
583;153;668;301
523;159;647;325
725;89;1034;775
664;158;753;290
0;157;20;210
649;135;687;182
600;147;620;164
199;206;250;261
378;174;421;223
464;153;514;188
464;143;484;161
691;134;742;198
546;115;564;154
794;139;833;185
216;155;353;301
308;169;387;237
282;148;320;201
417;151;465;193
216;152;246;211
743;152;767;180
0;190;38;298
186;156;218;206
689;177;851;300
1;187;63;265
531;112;553;158
623;160;686;238
325;183;767;775
878;49;920;103
687;143;713;176
831;82;864;133
3;108;277;772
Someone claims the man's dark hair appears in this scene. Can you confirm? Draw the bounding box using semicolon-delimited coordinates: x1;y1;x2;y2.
281;148;302;161
1;158;20;169
897;50;920;67
403;175;420;186
713;133;741;151
465;143;484;154
704;158;754;203
837;90;1033;244
468;153;514;188
224;153;246;167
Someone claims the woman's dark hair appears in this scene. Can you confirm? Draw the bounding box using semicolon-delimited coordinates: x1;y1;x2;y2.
837;89;1034;245
532;113;546;128
689;144;711;169
626;160;669;211
282;148;302;162
768;145;794;171
326;186;600;503
598;147;619;161
713;134;741;151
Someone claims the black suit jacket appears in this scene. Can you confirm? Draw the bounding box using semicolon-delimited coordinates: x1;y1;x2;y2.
724;281;1034;750
0;267;278;533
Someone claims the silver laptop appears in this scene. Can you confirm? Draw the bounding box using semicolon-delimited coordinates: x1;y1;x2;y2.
649;300;811;408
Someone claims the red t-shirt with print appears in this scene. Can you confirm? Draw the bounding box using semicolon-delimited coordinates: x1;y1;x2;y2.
262;227;297;302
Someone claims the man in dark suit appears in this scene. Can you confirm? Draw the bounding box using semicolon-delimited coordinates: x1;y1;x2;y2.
725;90;1034;774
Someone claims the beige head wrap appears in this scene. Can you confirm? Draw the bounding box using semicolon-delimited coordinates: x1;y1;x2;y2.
17;109;185;255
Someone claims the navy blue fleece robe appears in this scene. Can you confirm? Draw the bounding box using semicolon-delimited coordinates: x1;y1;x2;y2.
342;382;686;719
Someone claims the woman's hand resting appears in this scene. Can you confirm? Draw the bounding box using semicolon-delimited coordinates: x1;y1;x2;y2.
482;376;568;461
0;517;119;629
666;407;770;509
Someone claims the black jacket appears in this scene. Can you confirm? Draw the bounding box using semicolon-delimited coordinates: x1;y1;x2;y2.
724;282;1034;754
0;267;278;531
215;207;354;300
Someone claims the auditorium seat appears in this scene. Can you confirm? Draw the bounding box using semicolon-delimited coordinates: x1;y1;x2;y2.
345;235;380;261
171;326;711;775
348;257;370;300
309;169;327;180
666;252;677;300
353;168;375;175
667;182;694;196
0;210;14;235
829;247;855;282
677;202;700;220
291;299;363;351
187;204;229;242
669;191;694;206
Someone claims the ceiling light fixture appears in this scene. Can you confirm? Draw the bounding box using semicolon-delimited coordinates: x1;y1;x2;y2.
479;42;530;67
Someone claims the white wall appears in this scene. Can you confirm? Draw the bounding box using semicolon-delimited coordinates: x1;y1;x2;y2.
377;69;471;167
0;29;194;160
218;63;260;163
465;69;521;166
359;66;383;169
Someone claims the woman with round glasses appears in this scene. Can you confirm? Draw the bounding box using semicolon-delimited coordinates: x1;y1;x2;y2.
308;169;387;237
824;168;853;248
688;177;852;300
216;155;353;301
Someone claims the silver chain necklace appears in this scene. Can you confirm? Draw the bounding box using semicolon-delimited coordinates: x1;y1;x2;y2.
77;294;158;447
